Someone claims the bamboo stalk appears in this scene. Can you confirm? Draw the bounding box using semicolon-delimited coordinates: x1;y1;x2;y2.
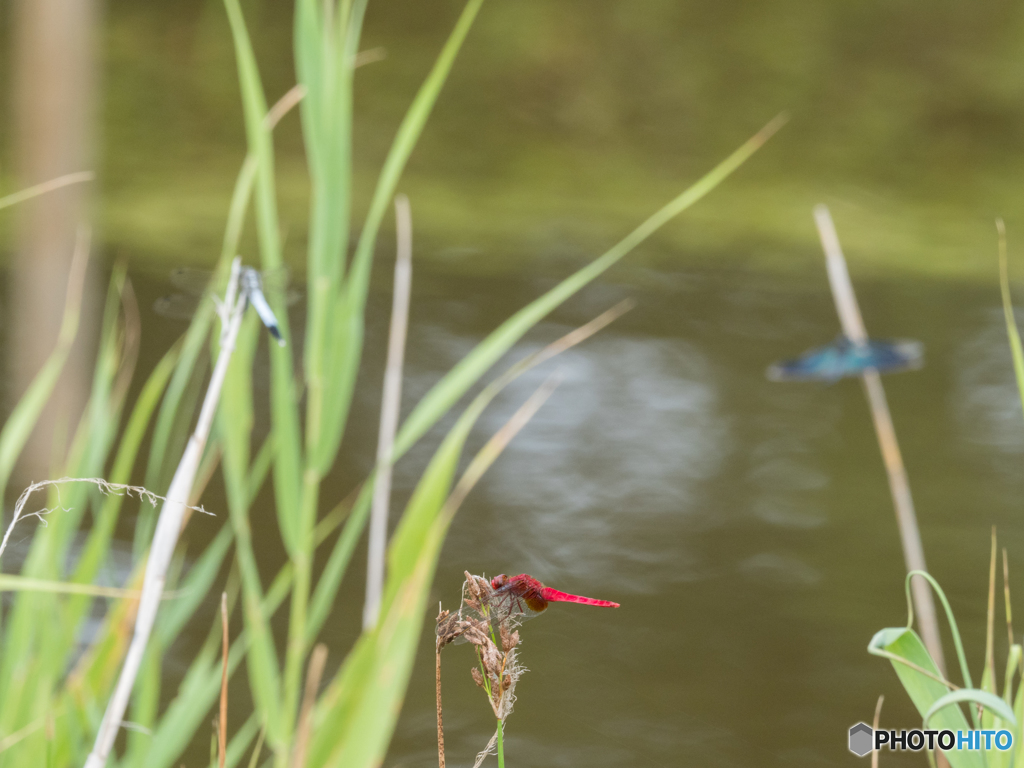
84;259;246;768
363;195;413;630
813;205;945;674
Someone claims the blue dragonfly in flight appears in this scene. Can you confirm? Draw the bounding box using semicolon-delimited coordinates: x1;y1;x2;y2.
767;335;923;382
154;265;298;346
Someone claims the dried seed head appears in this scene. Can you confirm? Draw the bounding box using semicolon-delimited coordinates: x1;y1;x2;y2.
464;571;489;605
471;667;484;687
502;674;512;691
499;624;519;653
435;609;461;649
459;619;490;647
481;640;502;678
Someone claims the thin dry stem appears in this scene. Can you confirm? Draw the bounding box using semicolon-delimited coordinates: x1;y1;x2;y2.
84;259;245;768
871;695;884;768
0;714;47;753
265;85;307;130
1004;548;1015;649
499;299;634;390
364;194;414;630
436;622;446;768
986;527;998;687
112;276;142;409
0;477;210;563
188;444;223;511
0;171;94;211
813;204;945;675
443;371;562;518
0;574;184;600
354;47;387;67
291;644;328;768
247;726;267;768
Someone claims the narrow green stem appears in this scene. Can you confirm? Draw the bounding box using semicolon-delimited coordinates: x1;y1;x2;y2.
282;469;320;749
496;718;504;768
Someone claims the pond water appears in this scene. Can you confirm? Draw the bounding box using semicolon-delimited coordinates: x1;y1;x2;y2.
9;0;1024;765
137;258;1024;768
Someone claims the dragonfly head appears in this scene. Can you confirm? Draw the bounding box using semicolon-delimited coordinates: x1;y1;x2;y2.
490;574;508;590
239;267;262;291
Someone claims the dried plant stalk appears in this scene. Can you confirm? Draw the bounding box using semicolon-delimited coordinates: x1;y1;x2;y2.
364;194;414;630
291;644;328;768
84;259;246;768
814;205;945;674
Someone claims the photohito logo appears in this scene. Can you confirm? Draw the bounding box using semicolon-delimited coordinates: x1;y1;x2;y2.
848;723;1014;756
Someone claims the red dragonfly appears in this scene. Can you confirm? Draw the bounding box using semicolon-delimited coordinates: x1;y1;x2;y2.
480;573;619;623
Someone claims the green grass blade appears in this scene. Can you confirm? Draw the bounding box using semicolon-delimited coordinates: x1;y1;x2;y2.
1004;645;1022;707
925;689;1016;729
0;575;138;598
307;376;557;768
156;523;235;646
145;314;214;493
70;341;180;592
0;231;89;509
983;529;999;731
393;114;785;460
307;301;632;641
223;0;303;556
306;480;372;643
218;315;286;747
224;711;261;768
346;0;485;309
247;432;275;505
869;627;983;768
306;0;487;478
124;638;163;766
997;219;1024;417
141;566;293;768
905;570;976;694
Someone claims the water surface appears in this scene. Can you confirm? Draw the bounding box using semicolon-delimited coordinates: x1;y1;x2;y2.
139;259;1024;767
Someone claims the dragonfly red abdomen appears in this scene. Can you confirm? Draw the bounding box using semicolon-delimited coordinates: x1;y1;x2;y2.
487;573;619;621
537;587;620;607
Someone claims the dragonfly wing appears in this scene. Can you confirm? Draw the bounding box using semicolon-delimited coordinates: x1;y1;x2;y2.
153;294;202;320
860;339;924;373
766;344;841;381
485;586;546;621
263;269;303;307
258;265;291;294
169;267;217;296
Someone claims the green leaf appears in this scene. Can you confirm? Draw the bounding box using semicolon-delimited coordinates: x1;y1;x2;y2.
223;0;304;560
869;627;984;768
925;689;1016;730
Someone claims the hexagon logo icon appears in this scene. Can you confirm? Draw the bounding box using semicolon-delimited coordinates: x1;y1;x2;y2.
849;723;873;757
